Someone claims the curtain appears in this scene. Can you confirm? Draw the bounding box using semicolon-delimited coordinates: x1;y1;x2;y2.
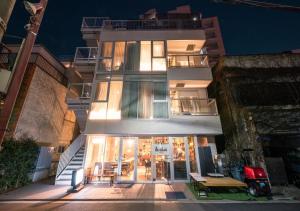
125;41;140;72
113;42;125;71
121;81;138;118
153;82;168;118
138;82;153;118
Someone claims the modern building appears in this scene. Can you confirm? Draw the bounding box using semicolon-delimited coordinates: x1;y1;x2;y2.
0;44;78;180
55;5;224;185
211;53;300;185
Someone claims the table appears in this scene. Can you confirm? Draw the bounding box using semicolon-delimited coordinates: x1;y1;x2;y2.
189;173;247;196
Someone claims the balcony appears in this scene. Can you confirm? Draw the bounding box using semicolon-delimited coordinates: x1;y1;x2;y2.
66;83;92;130
170;98;218;116
74;47;98;64
81;17;203;31
81;17;109;30
67;83;92;100
167;54;209;68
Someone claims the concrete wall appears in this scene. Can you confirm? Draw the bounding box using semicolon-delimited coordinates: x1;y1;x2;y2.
14;66;76;147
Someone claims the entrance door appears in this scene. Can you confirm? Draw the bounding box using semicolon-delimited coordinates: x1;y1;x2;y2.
152;137;171;182
137;138;152;182
119;138;136;182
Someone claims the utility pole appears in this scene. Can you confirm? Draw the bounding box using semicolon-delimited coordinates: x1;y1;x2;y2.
0;0;16;43
0;0;48;145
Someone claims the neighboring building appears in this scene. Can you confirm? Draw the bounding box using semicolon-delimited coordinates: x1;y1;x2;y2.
0;45;78;180
55;6;223;185
212;53;300;184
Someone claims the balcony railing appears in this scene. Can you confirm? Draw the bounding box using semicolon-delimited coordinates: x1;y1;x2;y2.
170;98;218;116
66;83;92;100
74;47;98;64
102;19;202;31
81;17;109;29
167;54;209;68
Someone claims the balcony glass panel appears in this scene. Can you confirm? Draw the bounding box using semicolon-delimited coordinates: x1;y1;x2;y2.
170;98;218;116
67;83;92;99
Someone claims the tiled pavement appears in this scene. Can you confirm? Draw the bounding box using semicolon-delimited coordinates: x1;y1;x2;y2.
0;182;196;201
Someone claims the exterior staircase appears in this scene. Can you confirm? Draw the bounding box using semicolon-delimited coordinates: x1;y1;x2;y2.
55;134;86;185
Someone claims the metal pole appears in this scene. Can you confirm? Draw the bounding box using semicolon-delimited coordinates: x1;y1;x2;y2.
0;0;48;145
0;0;16;43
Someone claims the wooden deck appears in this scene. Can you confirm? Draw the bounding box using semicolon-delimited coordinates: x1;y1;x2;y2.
201;177;247;188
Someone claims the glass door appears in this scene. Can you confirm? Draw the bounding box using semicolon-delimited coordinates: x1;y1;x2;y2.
137;138;152;182
119;138;136;182
153;137;171;182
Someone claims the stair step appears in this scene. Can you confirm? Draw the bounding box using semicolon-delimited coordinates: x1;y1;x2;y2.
55;179;72;186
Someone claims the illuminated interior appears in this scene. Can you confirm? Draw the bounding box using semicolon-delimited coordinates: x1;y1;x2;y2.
167;40;207;68
84;136;202;183
89;81;123;120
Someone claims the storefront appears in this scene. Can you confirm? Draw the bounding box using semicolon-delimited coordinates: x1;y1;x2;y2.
84;135;216;183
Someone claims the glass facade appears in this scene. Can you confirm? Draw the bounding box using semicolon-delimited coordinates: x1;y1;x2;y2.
85;136;201;183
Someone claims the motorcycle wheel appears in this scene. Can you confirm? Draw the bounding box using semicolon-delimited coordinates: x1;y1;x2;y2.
248;182;258;196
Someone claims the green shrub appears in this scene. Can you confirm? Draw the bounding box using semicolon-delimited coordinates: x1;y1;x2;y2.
0;137;39;193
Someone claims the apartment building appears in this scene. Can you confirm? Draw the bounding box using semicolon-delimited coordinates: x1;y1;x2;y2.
55;6;224;185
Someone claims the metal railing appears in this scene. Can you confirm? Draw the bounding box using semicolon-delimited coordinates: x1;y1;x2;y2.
81;17;109;29
170;98;218;116
66;83;92;100
74;47;98;63
168;54;209;68
56;134;86;179
101;19;202;31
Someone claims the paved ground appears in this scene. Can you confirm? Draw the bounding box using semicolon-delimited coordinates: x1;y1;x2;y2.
0;201;299;211
0;183;195;200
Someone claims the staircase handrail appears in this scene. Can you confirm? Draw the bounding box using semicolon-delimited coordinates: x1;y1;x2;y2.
56;134;86;178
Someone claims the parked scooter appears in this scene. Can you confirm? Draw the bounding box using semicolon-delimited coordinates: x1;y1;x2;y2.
241;149;271;196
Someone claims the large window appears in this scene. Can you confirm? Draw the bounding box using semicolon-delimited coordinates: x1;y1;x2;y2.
99;42;113;72
140;41;152;71
167;40;208;68
113;42;125;71
89;81;123;120
139;41;166;71
125;41;140;72
121;81;168;119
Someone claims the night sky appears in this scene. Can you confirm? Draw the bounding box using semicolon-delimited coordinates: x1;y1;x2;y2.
4;0;300;58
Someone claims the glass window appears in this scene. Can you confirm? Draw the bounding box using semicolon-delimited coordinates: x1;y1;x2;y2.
94;82;108;101
113;42;125;71
153;41;165;57
173;137;187;180
138;82;153;119
125;41;140;72
121;81;138;118
188;136;198;173
153;82;168;118
152;58;166;71
140;41;151;71
101;42;113;57
89;102;107;120
99;59;112;72
107;81;123;119
120;138;135;181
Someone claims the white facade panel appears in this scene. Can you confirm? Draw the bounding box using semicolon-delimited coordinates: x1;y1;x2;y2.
84;116;222;136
